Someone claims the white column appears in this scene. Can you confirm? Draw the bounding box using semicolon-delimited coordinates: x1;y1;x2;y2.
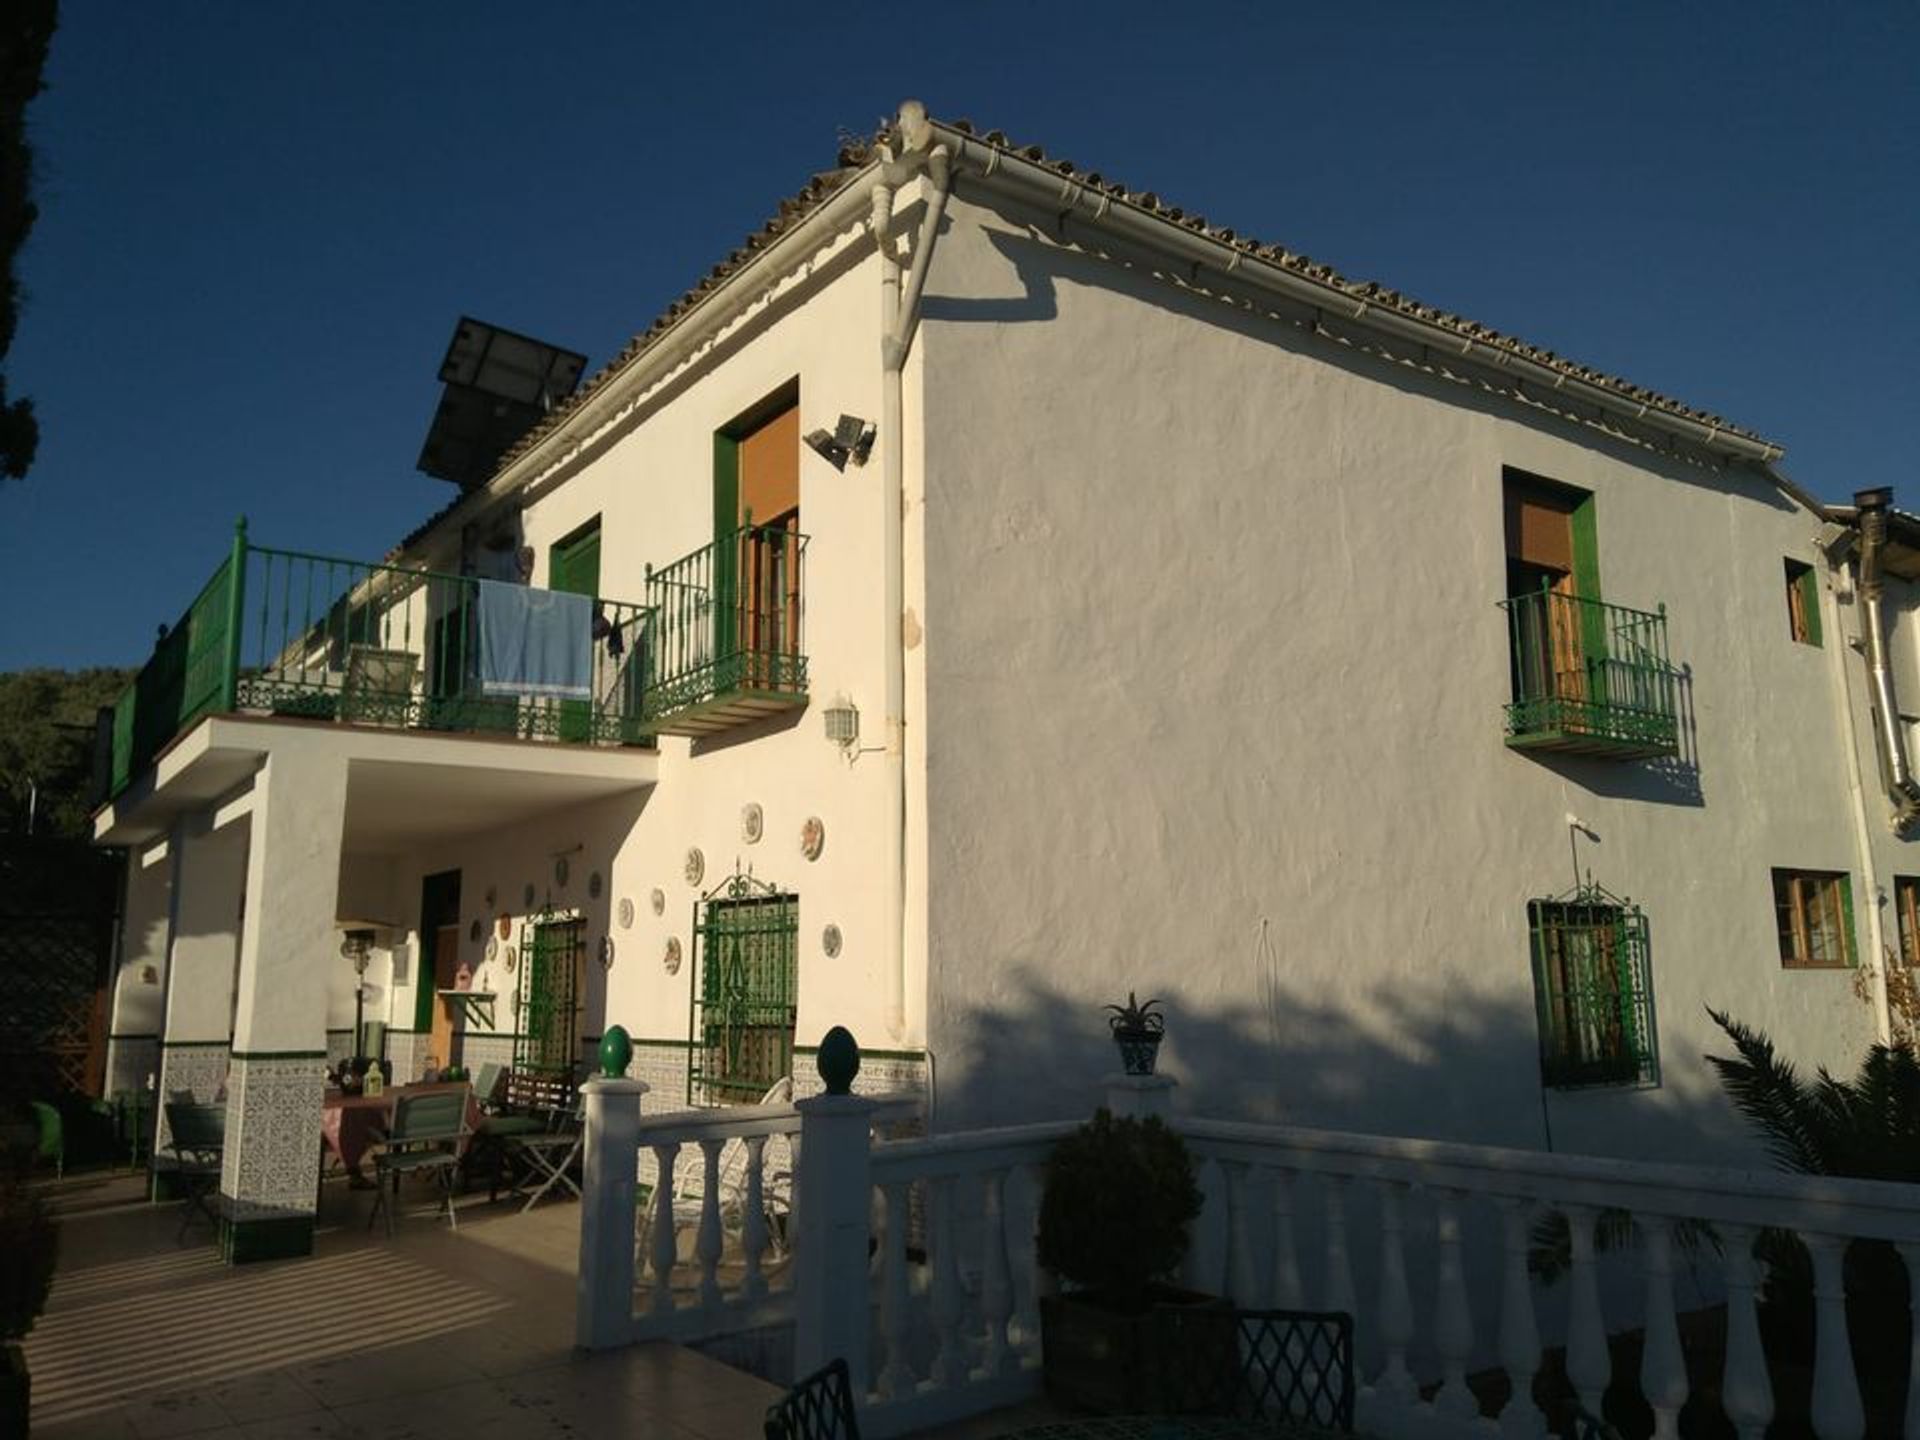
1720;1226;1774;1440
154;812;248;1159
1495;1197;1547;1439
792;1092;879;1390
1104;1072;1177;1120
1639;1216;1689;1440
1563;1206;1611;1417
104;845;171;1102
220;741;347;1263
1805;1233;1865;1440
575;1076;648;1348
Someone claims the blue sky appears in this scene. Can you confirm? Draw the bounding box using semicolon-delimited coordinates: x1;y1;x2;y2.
2;2;1914;670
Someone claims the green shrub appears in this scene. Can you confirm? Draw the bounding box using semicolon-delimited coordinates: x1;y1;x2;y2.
0;1160;57;1342
1037;1108;1202;1310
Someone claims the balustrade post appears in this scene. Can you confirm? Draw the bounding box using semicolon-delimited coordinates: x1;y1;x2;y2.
1009;1161;1046;1352
1322;1176;1357;1318
978;1166;1017;1379
1719;1225;1773;1440
1639;1216;1688;1440
791;1033;879;1392
1270;1168;1304;1308
1104;1071;1176;1121
1223;1162;1257;1305
1805;1233;1865;1440
1431;1189;1478;1423
1371;1181;1418;1413
877;1181;915;1399
741;1134;770;1304
648;1141;681;1320
574;1074;648;1348
1563;1205;1611;1418
929;1175;967;1388
696;1137;726;1313
1494;1197;1546;1439
1897;1243;1920;1440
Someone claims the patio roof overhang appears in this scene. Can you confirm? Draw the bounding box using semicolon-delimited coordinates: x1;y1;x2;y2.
92;713;658;850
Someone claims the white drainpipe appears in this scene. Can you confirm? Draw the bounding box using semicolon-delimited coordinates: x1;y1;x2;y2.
872;102;953;1043
1827;552;1895;1044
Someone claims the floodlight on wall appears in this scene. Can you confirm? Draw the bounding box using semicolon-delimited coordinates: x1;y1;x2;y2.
804;414;877;471
823;696;860;749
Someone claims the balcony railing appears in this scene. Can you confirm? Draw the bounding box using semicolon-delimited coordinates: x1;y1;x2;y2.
1499;586;1679;760
103;523;653;801
642;521;810;737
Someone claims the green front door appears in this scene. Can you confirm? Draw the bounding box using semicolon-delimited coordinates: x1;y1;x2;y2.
549;521;601;741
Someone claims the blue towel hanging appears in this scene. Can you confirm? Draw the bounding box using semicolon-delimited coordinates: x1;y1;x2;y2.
477;580;593;699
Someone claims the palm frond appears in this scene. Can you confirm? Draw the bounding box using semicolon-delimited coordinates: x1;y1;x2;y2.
1704;1008;1828;1175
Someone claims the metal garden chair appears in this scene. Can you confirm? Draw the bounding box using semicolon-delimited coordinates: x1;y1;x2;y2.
162;1102;226;1243
763;1357;859;1440
1152;1306;1356;1432
367;1086;469;1236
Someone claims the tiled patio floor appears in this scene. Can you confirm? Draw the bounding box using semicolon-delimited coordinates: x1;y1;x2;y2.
24;1169;781;1439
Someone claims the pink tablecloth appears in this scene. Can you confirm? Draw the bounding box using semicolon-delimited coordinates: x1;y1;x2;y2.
321;1082;480;1173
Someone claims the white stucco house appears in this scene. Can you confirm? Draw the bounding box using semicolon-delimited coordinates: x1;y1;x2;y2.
90;102;1920;1261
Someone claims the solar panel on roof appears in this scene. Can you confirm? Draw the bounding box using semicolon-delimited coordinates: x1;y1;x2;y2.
416;317;587;491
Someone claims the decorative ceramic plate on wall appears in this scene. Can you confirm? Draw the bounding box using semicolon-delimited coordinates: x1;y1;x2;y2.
741;803;764;844
684;848;705;886
663;937;683;975
599;935;616;970
588;870;604;900
801;816;826;862
822;923;843;959
502;946;517;972
650;888;666;916
497;915;513;940
617;897;634;930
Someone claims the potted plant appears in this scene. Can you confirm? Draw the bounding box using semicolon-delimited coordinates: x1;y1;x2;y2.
1106;992;1165;1076
1036;1107;1214;1412
0;1155;58;1436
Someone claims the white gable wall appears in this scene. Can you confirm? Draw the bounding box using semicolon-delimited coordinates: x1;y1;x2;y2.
916;187;1899;1163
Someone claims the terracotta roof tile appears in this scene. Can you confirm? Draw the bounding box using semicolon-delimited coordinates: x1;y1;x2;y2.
397;111;1775;554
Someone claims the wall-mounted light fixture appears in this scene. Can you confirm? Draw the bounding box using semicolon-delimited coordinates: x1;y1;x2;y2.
804;415;877;471
823;695;860;749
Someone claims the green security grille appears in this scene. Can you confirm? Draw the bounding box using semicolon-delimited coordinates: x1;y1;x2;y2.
1499;586;1679;760
103;522;654;801
688;874;798;1105
643;522;809;737
1527;884;1658;1089
518;914;584;1087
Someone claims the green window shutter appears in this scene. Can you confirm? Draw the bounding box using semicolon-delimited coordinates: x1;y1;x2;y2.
1799;566;1824;648
1840;873;1859;967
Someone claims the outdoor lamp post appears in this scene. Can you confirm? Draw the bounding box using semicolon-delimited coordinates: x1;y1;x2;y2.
341;929;375;1060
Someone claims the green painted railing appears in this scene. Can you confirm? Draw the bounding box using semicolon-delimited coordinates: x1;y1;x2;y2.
1499;586;1678;758
104;523;653;800
642;521;809;727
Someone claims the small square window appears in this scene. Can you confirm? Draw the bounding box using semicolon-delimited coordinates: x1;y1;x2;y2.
1785;559;1822;647
1527;890;1658;1088
1772;868;1855;968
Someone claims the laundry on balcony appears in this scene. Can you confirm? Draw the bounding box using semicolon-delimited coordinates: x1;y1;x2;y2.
476;579;593;699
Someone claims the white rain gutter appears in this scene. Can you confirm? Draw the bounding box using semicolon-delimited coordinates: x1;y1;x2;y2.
926;122;1787;470
873;101;953;1042
1826;549;1895;1043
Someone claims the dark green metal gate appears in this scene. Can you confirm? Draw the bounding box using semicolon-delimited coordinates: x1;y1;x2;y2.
687;874;798;1105
517;912;584;1084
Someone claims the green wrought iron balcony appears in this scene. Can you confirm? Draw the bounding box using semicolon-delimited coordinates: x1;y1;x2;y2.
1498;587;1679;760
103;523;653;801
642;521;810;737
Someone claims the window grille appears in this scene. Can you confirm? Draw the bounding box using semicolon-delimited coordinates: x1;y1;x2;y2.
688;874;798;1105
517;913;584;1084
1527;884;1657;1089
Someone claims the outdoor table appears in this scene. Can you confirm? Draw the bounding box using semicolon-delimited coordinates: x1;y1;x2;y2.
321;1082;480;1179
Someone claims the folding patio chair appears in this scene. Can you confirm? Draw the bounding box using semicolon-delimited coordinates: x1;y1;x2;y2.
368;1086;469;1236
512;1094;585;1212
162;1102;226;1244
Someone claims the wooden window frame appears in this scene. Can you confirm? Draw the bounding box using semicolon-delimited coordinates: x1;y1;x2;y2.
1896;876;1920;969
1772;868;1856;969
1785;559;1822;647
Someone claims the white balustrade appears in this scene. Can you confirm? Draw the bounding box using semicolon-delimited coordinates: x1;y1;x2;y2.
576;1060;1920;1440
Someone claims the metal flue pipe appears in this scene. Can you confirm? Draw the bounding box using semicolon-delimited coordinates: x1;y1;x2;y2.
1852;488;1920;836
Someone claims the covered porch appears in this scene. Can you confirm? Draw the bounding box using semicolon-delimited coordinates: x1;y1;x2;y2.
93;712;656;1262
